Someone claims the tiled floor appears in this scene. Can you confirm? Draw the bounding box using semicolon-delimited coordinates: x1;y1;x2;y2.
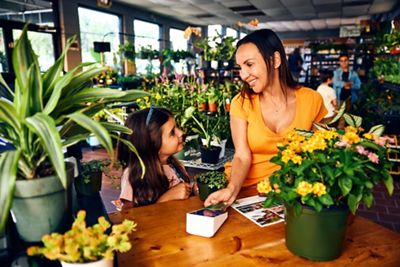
83;148;400;233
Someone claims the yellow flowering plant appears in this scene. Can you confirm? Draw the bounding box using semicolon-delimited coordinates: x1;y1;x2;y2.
27;210;136;263
257;109;395;216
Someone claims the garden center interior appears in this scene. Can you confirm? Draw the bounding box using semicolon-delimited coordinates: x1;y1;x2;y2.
0;0;400;266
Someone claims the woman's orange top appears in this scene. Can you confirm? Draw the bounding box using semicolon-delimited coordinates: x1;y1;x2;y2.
225;87;327;187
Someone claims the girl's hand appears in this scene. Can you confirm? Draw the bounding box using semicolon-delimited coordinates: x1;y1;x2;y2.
158;183;192;202
204;185;237;207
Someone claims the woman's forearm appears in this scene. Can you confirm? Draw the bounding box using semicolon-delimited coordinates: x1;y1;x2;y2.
227;154;251;197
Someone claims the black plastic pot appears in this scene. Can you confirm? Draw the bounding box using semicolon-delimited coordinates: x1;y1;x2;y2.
74;171;102;196
200;145;221;164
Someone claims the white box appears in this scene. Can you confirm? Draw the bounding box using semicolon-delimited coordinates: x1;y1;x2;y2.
186;208;228;238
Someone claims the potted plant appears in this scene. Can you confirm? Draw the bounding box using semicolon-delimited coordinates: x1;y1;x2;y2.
75;160;110;196
196;171;228;201
0;26;148;242
183;107;222;164
207;86;220;113
27;210;136;267
257;107;394;261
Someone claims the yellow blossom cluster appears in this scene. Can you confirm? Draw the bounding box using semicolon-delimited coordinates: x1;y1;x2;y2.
183;26;202;39
257;179;272;194
363;132;375;140
342;132;360;144
295;181;327;197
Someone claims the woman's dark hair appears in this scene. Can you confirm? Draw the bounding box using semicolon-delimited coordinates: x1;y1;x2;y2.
117;107;189;206
236;29;299;101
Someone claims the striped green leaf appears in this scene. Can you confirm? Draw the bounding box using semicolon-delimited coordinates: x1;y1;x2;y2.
0;150;21;233
67;113;113;155
0;99;21;131
25;113;66;188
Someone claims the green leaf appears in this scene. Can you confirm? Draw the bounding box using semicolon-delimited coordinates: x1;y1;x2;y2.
100;122;132;135
67;113;113;155
0;73;14;98
25;113;67;188
343;113;362;128
0;99;21;131
368;124;385;137
347;194;359;214
319;194;334;205
294;128;313;137
42;36;76;97
0;150;20;233
382;175;394;196
28;62;43;114
43;69;74;114
328;102;346;124
338;177;352;196
12;25;37;93
263;197;275;208
362;192;373;208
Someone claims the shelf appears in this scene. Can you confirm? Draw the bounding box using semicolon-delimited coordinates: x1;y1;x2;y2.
181;148;234;171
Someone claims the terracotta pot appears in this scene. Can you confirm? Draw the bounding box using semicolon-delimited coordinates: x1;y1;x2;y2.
208;102;218;113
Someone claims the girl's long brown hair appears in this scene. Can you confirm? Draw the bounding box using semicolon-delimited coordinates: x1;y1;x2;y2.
236;29;300;102
117;107;189;206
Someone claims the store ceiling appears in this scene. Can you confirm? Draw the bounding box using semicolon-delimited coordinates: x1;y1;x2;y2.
114;0;398;33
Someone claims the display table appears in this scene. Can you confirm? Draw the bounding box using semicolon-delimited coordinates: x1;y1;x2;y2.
109;187;400;266
180;148;234;171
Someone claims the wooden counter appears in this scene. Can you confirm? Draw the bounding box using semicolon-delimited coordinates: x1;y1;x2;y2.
109;188;400;266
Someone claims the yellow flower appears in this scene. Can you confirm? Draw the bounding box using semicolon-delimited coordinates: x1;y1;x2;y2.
312;182;327;196
342;132;360;144
295;181;313;196
345;126;358;133
363;133;375;140
257;179;272;194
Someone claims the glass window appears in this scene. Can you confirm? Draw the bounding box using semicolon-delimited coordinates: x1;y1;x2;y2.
169;28;186;51
13;30;55;71
78;7;120;68
240;32;247;39
226;27;238;45
208;25;222;48
134;19;160;74
0;28;8;72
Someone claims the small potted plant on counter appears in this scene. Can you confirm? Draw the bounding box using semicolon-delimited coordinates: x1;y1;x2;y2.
74;160;110;196
196;171;228;201
27;210;136;267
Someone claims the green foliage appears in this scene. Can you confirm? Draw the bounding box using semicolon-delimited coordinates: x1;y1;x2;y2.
196;171;228;190
27;210;136;263
0;25;149;233
258;111;394;215
118;41;136;62
81;160;109;183
138;45;159;60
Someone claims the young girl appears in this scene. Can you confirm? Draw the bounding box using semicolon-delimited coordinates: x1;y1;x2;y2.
115;106;194;209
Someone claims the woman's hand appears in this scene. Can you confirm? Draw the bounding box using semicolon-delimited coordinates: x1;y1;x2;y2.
204;184;238;207
158;183;192;202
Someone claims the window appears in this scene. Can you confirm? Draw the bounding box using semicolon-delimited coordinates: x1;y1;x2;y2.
208;25;222;48
78;7;120;67
240;32;247;39
0;28;8;72
13;30;55;71
134;19;160;74
169;28;187;75
169;28;186;51
226;27;238;45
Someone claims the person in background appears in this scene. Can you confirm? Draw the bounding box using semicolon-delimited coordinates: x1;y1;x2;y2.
332;53;361;108
288;47;304;82
317;69;337;120
204;29;327;207
114;106;195;209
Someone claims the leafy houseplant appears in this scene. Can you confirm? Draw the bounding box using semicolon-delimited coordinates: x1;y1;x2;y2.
75;160;110;196
257;109;394;261
0;26;148;241
27;210;136;266
196;171;228;201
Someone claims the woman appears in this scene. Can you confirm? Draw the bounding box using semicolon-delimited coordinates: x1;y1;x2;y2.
116;107;194;209
204;29;327;207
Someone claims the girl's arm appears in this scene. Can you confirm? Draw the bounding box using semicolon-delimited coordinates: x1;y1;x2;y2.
204;116;251;207
157;182;192;202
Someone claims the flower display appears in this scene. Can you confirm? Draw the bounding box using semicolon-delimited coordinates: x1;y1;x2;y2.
27;210;136;263
183;26;202;39
257;112;395;215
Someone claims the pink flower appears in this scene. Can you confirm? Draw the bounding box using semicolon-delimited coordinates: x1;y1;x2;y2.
336;141;349;147
367;152;379;164
374;137;387;147
356;145;368;155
